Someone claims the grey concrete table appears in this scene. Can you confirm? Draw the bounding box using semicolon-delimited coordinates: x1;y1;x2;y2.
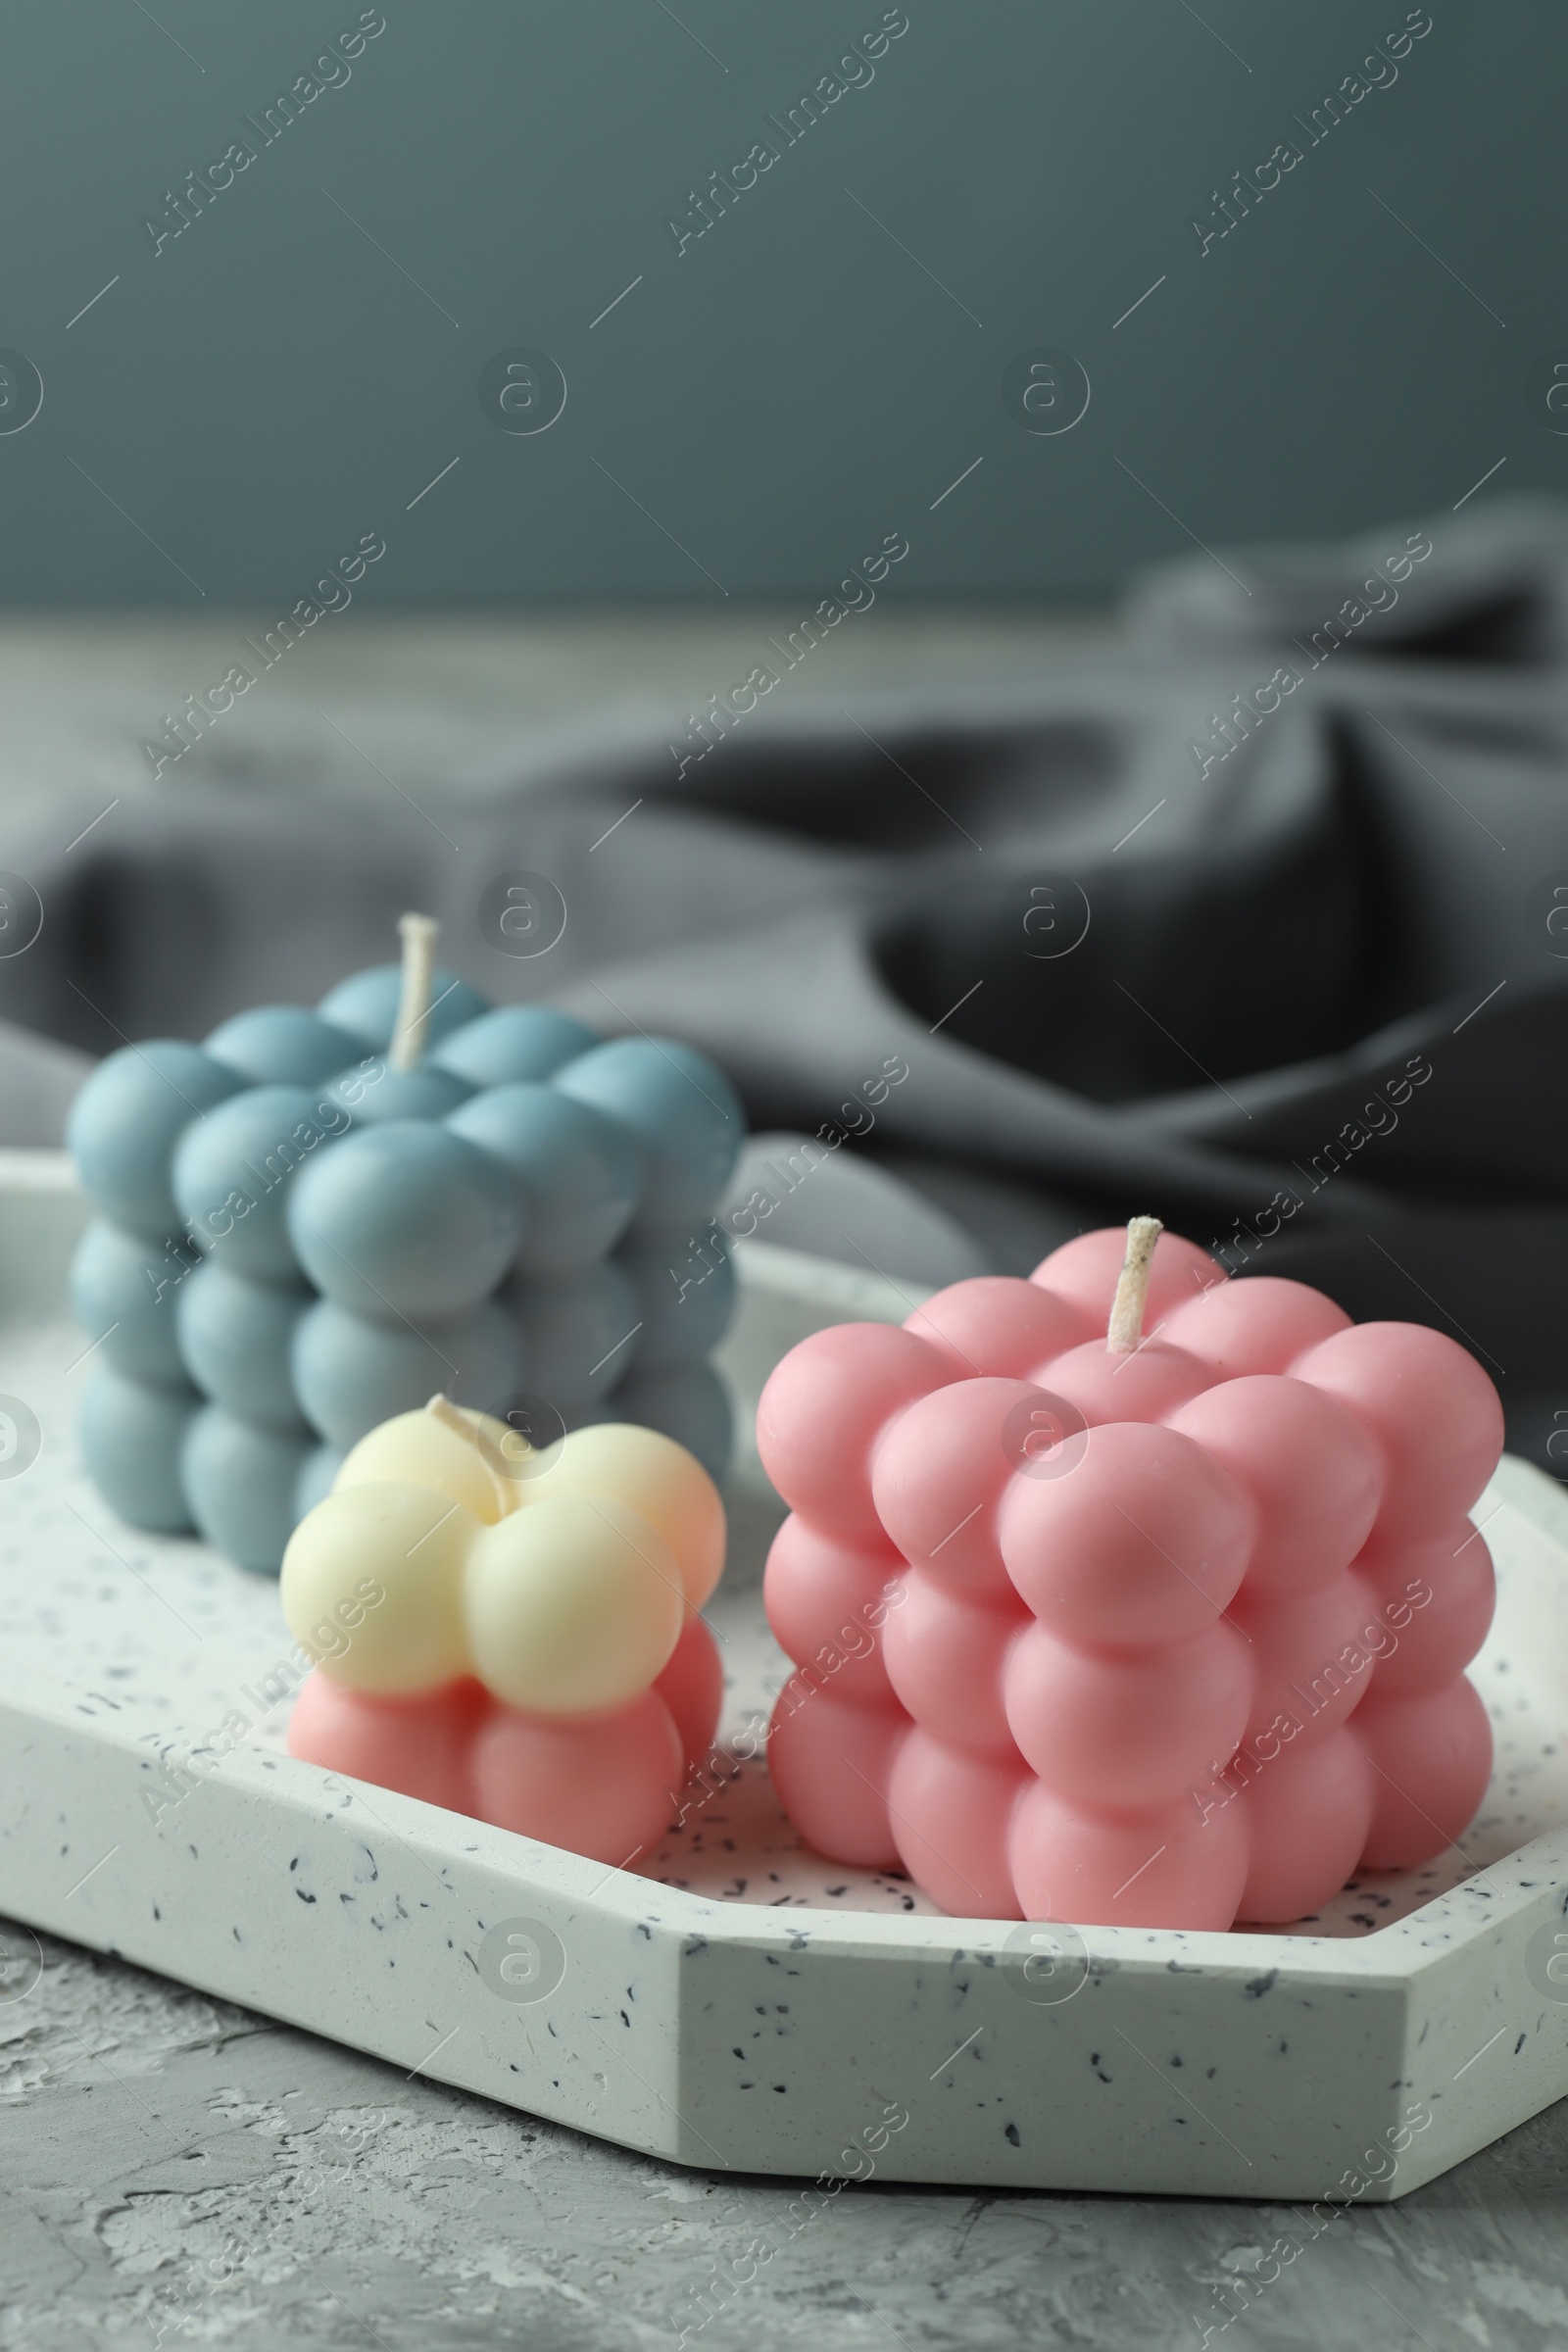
3;612;1566;2351
0;605;1112;814
4;1914;1566;2352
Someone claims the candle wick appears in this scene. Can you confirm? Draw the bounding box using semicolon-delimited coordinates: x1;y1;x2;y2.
389;910;439;1071
424;1393;469;1439
424;1393;527;1518
1106;1214;1162;1354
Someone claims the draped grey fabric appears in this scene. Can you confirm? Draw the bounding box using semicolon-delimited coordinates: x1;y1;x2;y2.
4;498;1564;1468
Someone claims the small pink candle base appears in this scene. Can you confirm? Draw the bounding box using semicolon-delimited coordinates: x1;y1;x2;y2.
288;1613;723;1868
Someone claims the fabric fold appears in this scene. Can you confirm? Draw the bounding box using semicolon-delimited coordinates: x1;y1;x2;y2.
4;499;1564;1466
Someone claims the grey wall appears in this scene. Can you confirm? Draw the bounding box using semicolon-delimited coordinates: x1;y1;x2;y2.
1;0;1560;606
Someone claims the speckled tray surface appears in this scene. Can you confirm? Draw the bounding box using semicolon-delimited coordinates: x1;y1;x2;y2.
4;1152;1568;2199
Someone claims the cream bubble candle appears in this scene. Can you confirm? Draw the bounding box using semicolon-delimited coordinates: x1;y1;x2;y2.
757;1219;1502;1931
281;1396;725;1865
66;913;743;1571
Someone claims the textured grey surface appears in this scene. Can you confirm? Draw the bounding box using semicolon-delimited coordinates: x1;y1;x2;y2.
4;1920;1568;2352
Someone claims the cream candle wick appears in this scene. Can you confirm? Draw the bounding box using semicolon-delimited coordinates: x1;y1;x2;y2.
423;1393;471;1439
423;1392;527;1516
389;910;439;1071
1106;1214;1163;1353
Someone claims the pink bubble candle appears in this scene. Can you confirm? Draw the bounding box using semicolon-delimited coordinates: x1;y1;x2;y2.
757;1218;1502;1930
280;1399;724;1867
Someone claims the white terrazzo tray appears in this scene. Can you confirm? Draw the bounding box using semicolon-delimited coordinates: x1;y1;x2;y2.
2;1150;1567;2200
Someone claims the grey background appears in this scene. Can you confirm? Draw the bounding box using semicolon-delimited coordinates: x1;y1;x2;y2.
0;0;1559;607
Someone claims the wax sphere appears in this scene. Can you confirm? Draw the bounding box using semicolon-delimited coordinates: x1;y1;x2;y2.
765;1679;905;1868
295;1444;342;1521
756;1323;948;1543
528;1421;726;1607
1031;1226;1218;1332
1008;1780;1250;1932
287;1121;523;1322
281;1481;476;1692
78;1364;196;1532
1003;1617;1252;1809
288;1674;486;1814
433;1004;599;1087
67;1042;243;1241
182;1407;312;1576
70;1218;192;1390
555;1037;744;1236
612;1366;733;1487
1038;1335;1211;1427
906;1275;1092;1382
998;1421;1254;1646
507;1258;638;1412
881;1570;1024;1757
619;1233;736;1373
205;1005;364;1086
334;1402;516;1523
321;1062;472;1126
764;1516;905;1706
469;1687;683;1864
1167;1375;1382;1596
292;1296;521;1450
176;1259;309;1428
1229;1572;1380;1750
447;1083;644;1276
1160;1276;1350;1378
654;1612;725;1771
317;963;488;1052
464;1495;684;1714
1353;1526;1495;1697
888;1731;1027;1918
1292;1324;1506;1539
1356;1677;1493;1868
1235;1728;1375;1923
172;1084;337;1282
873;1378;1055;1596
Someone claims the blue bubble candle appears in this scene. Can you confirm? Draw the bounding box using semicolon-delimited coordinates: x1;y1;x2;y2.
66;912;744;1572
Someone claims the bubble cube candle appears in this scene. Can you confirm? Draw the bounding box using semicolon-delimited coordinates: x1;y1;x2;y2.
280;1397;725;1865
758;1218;1503;1930
67;914;743;1572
